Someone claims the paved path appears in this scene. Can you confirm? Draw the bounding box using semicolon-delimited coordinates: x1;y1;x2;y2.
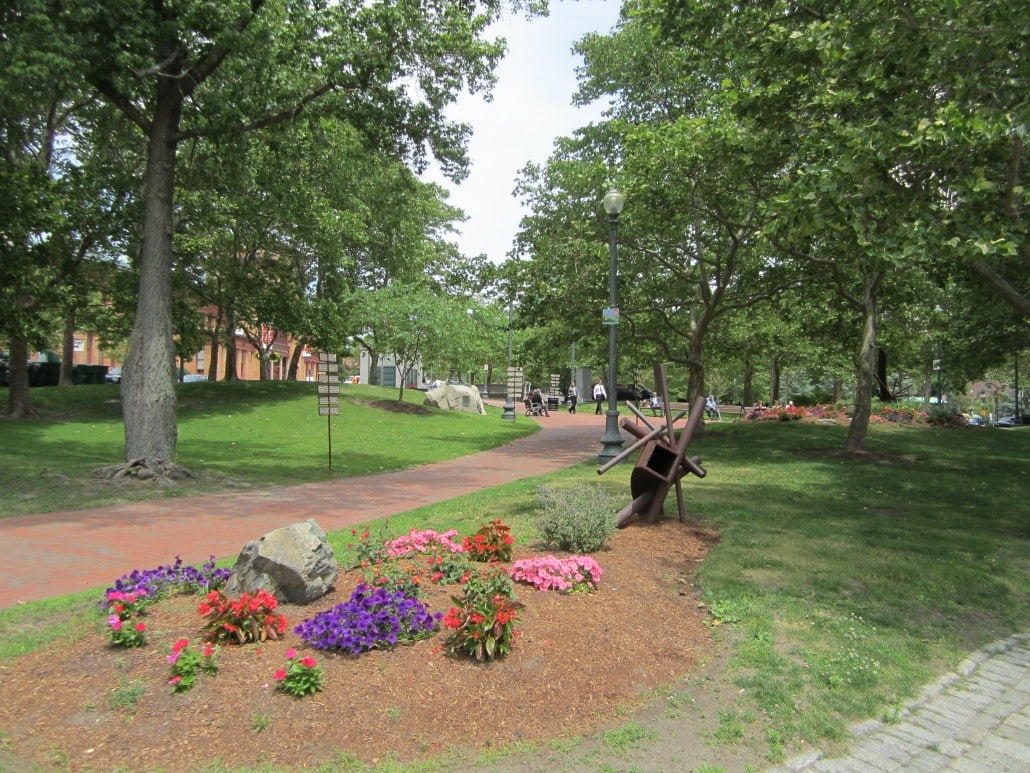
2;402;1026;772
0;404;605;608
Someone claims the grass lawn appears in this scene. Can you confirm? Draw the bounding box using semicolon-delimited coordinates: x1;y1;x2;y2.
0;381;537;517
0;385;1027;769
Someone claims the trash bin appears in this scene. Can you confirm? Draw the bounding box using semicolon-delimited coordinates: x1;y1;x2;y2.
73;364;91;385
92;365;109;384
39;362;60;386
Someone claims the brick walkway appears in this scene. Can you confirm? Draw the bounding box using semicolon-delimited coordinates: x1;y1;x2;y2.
0;405;603;608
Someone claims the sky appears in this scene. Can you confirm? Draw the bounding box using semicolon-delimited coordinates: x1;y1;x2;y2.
425;1;623;264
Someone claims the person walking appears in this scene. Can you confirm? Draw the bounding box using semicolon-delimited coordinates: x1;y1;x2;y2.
593;380;607;414
567;381;578;413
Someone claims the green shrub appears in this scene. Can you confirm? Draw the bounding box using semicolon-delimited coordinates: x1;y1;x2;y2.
535;484;619;553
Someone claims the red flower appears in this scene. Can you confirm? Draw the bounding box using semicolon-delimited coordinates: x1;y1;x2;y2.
301;656;317;669
274;669;286;681
172;638;190;653
443;608;463;629
135;622;147;632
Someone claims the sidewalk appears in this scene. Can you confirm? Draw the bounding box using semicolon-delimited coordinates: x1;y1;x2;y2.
0;404;603;608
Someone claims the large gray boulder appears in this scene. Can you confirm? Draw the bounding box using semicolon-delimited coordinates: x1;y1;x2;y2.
224;519;338;604
424;383;486;414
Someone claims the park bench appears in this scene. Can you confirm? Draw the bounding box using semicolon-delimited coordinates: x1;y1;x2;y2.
665;401;748;420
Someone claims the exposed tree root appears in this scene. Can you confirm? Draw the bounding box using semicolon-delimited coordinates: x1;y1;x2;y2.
93;459;198;483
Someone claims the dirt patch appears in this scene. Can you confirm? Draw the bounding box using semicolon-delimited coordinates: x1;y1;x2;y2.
358;398;435;416
0;521;759;772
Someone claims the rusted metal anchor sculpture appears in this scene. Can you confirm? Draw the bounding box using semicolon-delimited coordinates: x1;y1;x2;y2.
598;364;707;526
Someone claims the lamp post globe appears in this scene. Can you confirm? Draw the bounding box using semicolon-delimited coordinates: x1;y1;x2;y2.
598;187;625;464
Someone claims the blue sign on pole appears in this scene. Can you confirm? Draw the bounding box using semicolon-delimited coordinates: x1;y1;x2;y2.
602;307;619;326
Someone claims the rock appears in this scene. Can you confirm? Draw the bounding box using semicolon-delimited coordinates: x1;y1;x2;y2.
224;519;338;604
423;383;486;414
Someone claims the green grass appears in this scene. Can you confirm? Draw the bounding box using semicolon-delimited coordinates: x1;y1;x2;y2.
0;387;1027;771
0;381;536;517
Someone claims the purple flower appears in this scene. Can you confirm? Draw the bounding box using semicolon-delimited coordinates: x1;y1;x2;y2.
294;583;440;654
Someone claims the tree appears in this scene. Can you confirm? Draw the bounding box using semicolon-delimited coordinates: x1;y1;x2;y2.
35;0;527;476
641;0;1028;450
348;282;475;401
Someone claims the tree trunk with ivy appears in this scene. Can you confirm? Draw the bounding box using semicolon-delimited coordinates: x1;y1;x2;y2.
843;272;883;453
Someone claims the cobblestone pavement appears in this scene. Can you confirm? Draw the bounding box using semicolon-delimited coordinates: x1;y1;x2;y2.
769;631;1030;772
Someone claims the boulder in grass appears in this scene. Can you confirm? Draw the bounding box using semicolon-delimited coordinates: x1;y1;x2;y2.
423;383;486;414
224;519;338;604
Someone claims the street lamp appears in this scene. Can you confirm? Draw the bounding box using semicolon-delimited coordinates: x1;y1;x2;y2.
501;299;516;421
599;186;625;463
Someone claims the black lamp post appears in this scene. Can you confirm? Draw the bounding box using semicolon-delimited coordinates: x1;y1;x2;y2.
501;299;516;421
598;186;625;463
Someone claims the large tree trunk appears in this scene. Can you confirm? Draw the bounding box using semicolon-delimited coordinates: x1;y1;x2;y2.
844;272;883;453
876;347;891;401
60;315;76;387
222;309;238;381
207;315;221;381
5;339;35;418
368;349;379;385
742;351;754;407
119;86;182;471
287;342;304;380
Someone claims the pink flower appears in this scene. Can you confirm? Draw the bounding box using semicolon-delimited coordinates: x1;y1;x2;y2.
109;617;123;631
168;676;182;685
284;648;297;660
167;652;179;665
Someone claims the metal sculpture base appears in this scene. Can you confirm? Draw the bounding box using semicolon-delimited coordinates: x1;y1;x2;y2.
597;364;707;526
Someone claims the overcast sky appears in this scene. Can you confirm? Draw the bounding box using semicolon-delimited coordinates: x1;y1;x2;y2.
425;0;622;264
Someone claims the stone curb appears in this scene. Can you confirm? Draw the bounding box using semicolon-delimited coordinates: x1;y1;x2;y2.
766;630;1030;772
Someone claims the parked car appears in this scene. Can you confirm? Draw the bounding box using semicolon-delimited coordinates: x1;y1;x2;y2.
105;367;122;383
181;373;206;383
996;415;1030;427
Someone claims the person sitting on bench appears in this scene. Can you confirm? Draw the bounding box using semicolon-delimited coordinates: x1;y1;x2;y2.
530;388;550;417
705;393;720;419
648;392;663;416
